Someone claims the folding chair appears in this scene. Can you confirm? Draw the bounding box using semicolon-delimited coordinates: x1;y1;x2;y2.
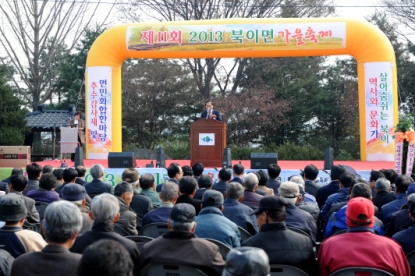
138;222;169;238
270;264;309;276
329;267;393;276
140;263;207;276
204;238;232;260
124;235;154;252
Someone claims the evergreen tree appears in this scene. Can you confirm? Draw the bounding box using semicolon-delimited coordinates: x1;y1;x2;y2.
0;66;30;145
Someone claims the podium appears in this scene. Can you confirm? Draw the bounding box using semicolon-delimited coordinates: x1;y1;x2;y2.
60;126;79;161
190;119;227;167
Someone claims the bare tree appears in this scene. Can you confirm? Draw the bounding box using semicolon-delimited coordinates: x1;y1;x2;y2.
119;0;335;100
381;0;415;38
0;0;116;110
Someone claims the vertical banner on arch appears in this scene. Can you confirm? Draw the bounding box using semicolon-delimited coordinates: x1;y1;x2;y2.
364;62;394;161
86;67;113;159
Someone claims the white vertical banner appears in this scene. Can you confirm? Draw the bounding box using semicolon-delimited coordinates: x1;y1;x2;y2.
364;62;394;161
87;67;113;159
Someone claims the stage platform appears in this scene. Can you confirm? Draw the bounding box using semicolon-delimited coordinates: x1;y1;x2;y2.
34;159;394;171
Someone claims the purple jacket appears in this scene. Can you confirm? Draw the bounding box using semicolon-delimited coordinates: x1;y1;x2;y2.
241;190;263;209
26;189;61;204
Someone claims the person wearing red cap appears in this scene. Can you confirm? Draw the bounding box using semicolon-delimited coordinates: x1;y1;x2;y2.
318;197;410;276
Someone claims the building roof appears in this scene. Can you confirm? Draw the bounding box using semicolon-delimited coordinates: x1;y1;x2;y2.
26;104;77;131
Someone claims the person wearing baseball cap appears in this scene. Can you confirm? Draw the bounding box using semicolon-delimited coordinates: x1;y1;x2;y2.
318;197;410;276
61;184;93;234
195;190;241;248
0;194;47;258
138;203;225;275
278;181;317;241
242;196;318;275
223;247;270;276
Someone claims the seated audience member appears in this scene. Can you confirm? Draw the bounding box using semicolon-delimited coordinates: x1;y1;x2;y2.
142;182;178;226
26;173;61;204
42;165;53;175
241;173;263;209
114;182;138;235
295;184;319;221
223;247;270;276
316;165;347;208
0;194;47;257
78;239;134;276
256;170;274;196
242;196;318;275
192;162;204;180
212;168;232;195
223;182;259;235
194;175;213;200
393;193;415;255
75;166;88;185
84;164;113;197
0;167;23;184
381;169;398;192
23;162;42;195
139;173;161;207
381;175;411;223
55;168;92;205
53;169;64;187
278;182;317;241
176;176;202;215
290;175;317;204
0;250;13;276
61;184;93;234
70;194;139;274
319;172;357;221
251;172;265;196
230;164;244;185
121;168;153;218
324;183;384;238
386;184;415;237
9;174;40;223
266;164;281;194
318;197;410;276
11;201;83;276
156;163;183;192
182;165;193;177
372;177;395;210
138;203;225;276
195;190;241;248
369;170;386;197
303;164;320;197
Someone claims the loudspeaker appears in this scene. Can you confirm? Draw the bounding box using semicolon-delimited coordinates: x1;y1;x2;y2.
108;152;136;168
74;147;84;167
156;146;165;168
250;153;277;169
324;148;334;170
223;147;232;169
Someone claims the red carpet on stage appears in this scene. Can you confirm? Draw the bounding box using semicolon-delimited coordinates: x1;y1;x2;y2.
34;159;395;171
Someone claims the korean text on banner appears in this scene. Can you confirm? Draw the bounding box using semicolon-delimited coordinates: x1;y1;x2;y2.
364;62;394;161
87;67;112;159
126;23;346;52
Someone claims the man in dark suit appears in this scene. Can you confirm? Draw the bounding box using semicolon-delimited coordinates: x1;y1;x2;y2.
212;168;232;195
316;165;347;209
266;164;281;194
10;201;82;276
230;164;244;184
176;176;202;215
303;164;320;198
9;174;40;223
23;162;42;196
75;166;88;185
372;177;395;210
156;163;183;192
200;100;222;121
84;164;113;198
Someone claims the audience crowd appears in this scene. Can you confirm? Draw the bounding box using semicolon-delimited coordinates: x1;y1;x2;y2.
0;161;413;275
